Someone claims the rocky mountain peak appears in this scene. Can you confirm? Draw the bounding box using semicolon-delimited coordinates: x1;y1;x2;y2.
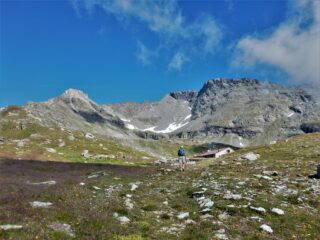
61;89;90;100
200;78;262;93
169;91;198;104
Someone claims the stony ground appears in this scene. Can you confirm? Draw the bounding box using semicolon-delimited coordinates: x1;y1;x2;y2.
1;133;320;239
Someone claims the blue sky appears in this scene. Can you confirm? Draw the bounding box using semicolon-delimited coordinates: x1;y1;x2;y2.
1;0;319;106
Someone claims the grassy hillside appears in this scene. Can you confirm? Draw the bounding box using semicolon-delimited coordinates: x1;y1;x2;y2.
1;133;319;239
0;107;206;165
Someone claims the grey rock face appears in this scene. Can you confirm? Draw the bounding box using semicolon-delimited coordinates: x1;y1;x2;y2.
25;89;128;138
170;78;320;145
21;79;320;146
300;123;320;133
169;91;198;104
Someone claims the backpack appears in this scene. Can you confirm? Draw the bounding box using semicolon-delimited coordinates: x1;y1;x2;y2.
178;148;185;156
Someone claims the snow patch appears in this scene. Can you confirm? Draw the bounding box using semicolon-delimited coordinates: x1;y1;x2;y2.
184;114;192;121
142;126;157;132
121;118;131;122
126;123;136;130
288;112;294;117
153;121;189;133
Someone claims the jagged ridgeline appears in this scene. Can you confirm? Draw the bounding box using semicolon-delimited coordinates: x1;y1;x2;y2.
8;78;320;147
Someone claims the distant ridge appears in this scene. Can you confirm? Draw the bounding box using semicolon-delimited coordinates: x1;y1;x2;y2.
7;78;318;146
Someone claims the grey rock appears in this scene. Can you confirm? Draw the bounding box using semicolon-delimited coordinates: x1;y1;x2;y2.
45;148;57;154
237;152;260;161
177;212;189;220
30;201;53;208
118;216;130;224
49;223;75;237
81;150;91;158
0;224;23;230
260;224;273;234
271;208;284;215
28;180;56;185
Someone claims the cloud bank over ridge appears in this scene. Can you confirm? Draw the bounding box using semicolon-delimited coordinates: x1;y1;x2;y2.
234;0;320;86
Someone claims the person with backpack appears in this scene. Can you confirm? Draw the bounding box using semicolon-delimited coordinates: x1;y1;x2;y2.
178;146;187;171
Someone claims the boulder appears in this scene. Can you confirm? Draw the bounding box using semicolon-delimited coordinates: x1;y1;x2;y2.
0;224;23;230
46;148;57;154
271;208;284;215
129;183;139;191
118;216;130;224
177;212;189;220
68;135;75;141
87;171;108;179
250;206;266;213
223;193;242;200
30;201;53;208
49;223;75;237
260;224;273;234
262;170;279;176
237;152;260;161
81;150;91;158
85;133;95;139
28;180;56;185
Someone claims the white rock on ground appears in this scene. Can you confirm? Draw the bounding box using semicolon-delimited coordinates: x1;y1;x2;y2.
0;224;23;230
46;148;57;154
237;152;260;161
85;133;94;139
271;208;284;215
68;135;75;141
81;150;91;158
79;182;85;186
262;170;278;176
200;214;213;219
223;192;242;200
118;216;130;224
30;201;53;208
49;223;75;237
129;183;139;191
87;171;107;179
92;186;101;190
177;212;189;220
260;224;273;233
124;198;134;210
28;180;56;185
203;200;214;208
200;208;212;214
250;216;263;222
16;140;25;148
250;206;266;213
215;229;228;240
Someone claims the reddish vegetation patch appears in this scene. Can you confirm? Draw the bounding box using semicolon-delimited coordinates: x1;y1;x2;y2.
0;158;155;223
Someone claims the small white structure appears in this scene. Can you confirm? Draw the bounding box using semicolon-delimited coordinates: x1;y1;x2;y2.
195;147;234;158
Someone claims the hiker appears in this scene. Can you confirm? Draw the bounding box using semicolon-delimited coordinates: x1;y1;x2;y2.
178;146;187;171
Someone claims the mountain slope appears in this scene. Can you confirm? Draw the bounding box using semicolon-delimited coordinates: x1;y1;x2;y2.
25;89;130;138
107;78;320;146
4;78;319;147
171;78;320;146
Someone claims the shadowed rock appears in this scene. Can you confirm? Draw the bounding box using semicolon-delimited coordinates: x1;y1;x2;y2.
308;164;320;179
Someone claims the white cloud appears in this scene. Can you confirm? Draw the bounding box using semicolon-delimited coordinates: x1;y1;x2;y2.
73;0;223;70
136;41;153;65
168;52;189;71
234;0;320;86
